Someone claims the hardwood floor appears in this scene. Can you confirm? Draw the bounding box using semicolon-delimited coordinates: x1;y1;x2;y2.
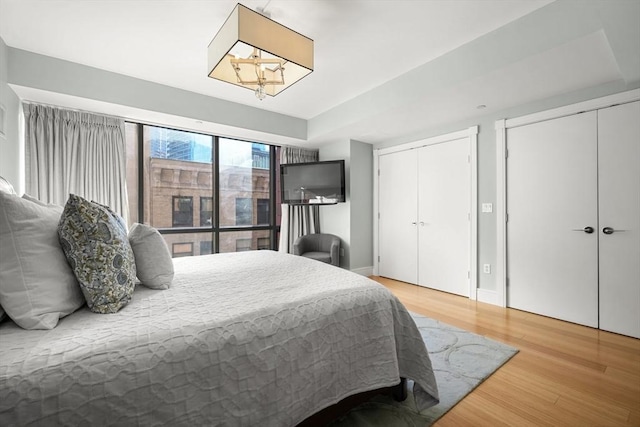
371;276;640;427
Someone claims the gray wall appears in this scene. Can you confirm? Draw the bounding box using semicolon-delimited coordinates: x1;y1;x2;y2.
318;140;374;272
318;141;351;269
348;140;373;272
0;37;22;193
7;47;307;141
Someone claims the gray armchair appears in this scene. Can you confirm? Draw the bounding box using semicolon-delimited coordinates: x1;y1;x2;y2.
293;233;341;266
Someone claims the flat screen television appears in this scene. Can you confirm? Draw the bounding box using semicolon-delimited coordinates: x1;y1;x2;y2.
280;160;345;205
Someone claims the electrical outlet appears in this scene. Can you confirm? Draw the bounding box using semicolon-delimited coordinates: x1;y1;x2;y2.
483;264;491;274
482;203;493;213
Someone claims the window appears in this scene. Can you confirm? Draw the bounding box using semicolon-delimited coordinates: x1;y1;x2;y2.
125;123;281;256
219;138;271;228
236;238;251;252
172;196;193;227
258;237;270;250
200;241;212;255
200;197;212;226
257;199;269;225
172;242;193;258
235;198;252;226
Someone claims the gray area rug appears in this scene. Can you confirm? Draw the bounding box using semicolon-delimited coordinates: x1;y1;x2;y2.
329;312;519;426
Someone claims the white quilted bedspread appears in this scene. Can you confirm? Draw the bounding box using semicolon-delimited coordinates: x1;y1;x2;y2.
0;251;438;426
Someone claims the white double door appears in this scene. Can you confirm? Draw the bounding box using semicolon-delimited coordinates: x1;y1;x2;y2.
378;138;470;296
507;101;640;338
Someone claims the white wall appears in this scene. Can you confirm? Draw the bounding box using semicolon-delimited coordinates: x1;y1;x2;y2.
0;37;22;193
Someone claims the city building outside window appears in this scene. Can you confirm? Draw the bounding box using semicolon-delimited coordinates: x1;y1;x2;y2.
236;239;251;251
125;123;282;257
257;237;270;250
172;242;193;257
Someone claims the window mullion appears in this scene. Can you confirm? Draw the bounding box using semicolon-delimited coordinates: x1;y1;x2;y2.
269;145;277;250
213;136;220;253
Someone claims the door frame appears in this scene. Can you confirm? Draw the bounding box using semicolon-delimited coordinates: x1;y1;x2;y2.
495;89;640;308
373;126;478;300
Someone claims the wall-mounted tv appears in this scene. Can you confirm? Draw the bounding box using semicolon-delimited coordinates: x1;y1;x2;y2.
280;160;346;205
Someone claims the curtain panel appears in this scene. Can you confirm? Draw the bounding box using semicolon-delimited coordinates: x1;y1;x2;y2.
278;146;321;254
24;103;129;223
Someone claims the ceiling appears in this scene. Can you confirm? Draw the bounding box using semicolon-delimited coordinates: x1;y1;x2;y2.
1;0;638;147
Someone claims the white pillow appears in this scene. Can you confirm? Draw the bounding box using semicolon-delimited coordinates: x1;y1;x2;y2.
0;192;85;329
128;223;174;290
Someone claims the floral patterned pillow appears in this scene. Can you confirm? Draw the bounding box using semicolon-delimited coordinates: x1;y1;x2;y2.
58;194;136;313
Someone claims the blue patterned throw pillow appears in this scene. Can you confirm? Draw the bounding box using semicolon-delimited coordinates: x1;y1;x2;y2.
58;194;136;313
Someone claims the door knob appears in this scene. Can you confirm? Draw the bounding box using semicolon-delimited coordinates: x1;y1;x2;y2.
602;227;614;235
572;226;594;234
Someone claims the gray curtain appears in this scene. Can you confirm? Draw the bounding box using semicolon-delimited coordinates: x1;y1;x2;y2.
24;103;129;223
278;146;321;254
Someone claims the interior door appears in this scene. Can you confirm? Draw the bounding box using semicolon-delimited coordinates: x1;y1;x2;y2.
506;112;599;327
598;101;640;338
378;149;418;284
418;139;470;296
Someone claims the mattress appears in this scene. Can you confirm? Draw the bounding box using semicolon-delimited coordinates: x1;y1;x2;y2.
0;250;438;426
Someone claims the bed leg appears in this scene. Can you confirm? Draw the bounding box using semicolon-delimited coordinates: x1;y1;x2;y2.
392;377;407;402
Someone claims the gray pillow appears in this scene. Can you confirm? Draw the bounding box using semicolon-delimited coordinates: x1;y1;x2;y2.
58;194;136;314
0;191;84;329
128;223;174;290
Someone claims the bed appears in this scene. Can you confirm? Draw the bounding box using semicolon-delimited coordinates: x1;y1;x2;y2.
0;180;438;426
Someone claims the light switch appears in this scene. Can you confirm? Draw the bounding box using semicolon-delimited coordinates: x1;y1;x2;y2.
482;203;493;213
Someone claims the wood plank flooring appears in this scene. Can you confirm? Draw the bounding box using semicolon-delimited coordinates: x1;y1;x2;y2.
371;276;640;427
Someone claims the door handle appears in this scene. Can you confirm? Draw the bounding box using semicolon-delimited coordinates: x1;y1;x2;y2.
572;226;594;234
602;227;628;234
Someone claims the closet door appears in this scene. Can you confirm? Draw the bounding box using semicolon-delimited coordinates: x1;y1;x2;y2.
378;149;418;284
598;101;640;338
418;139;470;296
506;112;599;327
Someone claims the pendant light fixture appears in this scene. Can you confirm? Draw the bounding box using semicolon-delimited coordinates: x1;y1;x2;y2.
207;4;314;100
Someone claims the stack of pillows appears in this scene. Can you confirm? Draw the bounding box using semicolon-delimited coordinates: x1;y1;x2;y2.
0;191;174;330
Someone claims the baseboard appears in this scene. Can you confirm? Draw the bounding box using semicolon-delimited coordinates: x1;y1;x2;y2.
351;266;373;276
476;288;501;306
